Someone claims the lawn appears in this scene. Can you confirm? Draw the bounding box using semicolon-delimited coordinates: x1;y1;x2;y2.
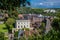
0;24;7;32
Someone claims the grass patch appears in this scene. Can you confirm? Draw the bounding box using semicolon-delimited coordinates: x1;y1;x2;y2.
0;24;7;32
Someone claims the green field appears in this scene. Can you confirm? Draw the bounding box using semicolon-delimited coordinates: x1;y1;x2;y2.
0;24;7;32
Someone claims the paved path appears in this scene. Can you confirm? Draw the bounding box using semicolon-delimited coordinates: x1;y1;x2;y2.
45;19;51;33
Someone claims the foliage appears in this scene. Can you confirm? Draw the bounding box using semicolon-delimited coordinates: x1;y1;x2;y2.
0;0;30;10
0;24;7;32
43;18;60;40
9;9;19;19
43;28;60;40
51;18;60;30
14;31;18;40
28;8;44;14
0;32;8;40
56;12;60;18
40;22;46;33
22;28;29;31
19;36;26;40
0;0;19;10
16;7;31;14
14;31;18;37
0;32;4;40
20;0;30;7
6;18;15;25
5;18;15;33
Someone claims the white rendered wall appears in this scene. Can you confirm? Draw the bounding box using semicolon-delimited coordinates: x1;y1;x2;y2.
16;20;30;29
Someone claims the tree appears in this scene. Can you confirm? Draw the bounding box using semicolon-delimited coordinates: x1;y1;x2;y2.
0;0;30;10
8;9;19;19
44;29;59;40
0;0;19;10
56;12;60;18
14;31;18;40
0;32;4;40
5;18;15;33
43;18;60;40
51;18;60;30
20;0;30;7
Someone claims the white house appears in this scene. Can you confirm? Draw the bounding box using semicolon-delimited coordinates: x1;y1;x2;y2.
50;9;56;13
16;20;30;29
44;9;50;13
44;9;56;13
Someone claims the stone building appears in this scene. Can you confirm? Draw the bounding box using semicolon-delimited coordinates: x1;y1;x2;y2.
16;20;30;29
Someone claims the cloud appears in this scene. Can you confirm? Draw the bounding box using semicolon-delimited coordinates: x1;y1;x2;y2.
50;3;54;5
30;0;60;8
39;3;43;5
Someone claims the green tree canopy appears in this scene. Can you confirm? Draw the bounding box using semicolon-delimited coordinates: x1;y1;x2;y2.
51;18;60;30
0;32;4;40
5;18;15;33
0;0;30;10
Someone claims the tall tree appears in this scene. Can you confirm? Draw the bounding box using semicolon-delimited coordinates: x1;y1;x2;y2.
5;18;15;33
0;0;30;10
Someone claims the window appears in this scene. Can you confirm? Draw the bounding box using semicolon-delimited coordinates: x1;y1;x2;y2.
18;22;20;24
27;25;28;27
18;26;20;28
24;25;25;28
21;26;22;28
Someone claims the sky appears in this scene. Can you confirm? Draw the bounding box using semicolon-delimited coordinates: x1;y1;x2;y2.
30;0;60;8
